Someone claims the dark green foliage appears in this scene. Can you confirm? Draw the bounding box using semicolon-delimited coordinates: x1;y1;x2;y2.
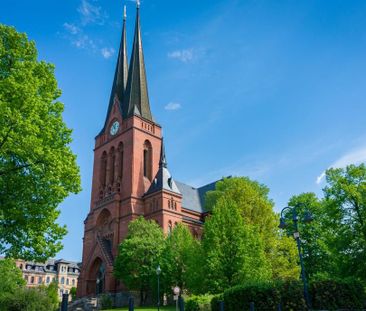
70;286;77;301
277;280;306;311
223;282;281;311
114;217;165;305
100;293;113;310
0;261;59;311
214;279;365;311
185;295;213;311
1;286;59;311
210;294;223;311
311;279;366;310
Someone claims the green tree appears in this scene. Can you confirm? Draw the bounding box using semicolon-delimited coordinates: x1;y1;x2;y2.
205;177;299;281
114;217;165;305
161;223;202;294
287;193;331;279
323;164;366;280
202;197;271;293
0;258;26;307
0;24;81;261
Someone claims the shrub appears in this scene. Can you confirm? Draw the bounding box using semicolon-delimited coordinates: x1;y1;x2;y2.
99;293;113;310
210;294;223;311
186;294;213;311
223;281;280;311
311;278;366;310
213;278;365;311
277;280;306;310
4;287;59;311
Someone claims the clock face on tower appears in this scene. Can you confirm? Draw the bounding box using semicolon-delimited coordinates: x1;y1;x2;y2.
110;121;120;136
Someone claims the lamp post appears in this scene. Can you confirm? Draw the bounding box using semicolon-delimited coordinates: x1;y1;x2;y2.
156;265;161;311
279;205;313;310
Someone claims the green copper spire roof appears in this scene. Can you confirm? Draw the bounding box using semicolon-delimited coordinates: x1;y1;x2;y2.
101;5;128;133
146;138;181;196
123;4;153;121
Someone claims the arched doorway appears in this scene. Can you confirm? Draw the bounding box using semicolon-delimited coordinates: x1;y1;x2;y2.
87;257;105;296
96;262;105;295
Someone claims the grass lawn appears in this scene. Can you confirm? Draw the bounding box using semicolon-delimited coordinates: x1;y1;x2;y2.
104;306;176;311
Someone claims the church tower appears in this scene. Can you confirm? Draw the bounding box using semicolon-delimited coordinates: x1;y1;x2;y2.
77;3;184;296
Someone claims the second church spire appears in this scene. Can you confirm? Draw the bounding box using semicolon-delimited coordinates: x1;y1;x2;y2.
123;3;153;121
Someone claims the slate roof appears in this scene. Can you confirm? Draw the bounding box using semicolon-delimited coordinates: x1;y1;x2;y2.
146;139;181;196
175;180;219;214
123;6;153;121
99;7;128;135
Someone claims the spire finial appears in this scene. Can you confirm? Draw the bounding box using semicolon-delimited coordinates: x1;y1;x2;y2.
159;138;167;168
123;5;127;20
136;0;140;8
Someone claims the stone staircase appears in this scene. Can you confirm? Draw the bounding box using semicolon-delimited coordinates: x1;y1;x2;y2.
68;297;98;311
96;235;114;265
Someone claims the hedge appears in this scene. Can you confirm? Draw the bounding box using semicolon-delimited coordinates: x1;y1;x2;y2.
210;279;365;311
186;294;213;311
311;279;366;310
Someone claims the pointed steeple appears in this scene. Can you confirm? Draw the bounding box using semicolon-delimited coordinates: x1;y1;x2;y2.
101;5;128;133
159;139;167;168
123;3;153;121
146;139;180;196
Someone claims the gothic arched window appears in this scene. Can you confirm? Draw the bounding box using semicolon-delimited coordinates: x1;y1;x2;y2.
168;221;172;235
100;151;107;187
118;142;124;180
143;140;152;180
109;147;115;185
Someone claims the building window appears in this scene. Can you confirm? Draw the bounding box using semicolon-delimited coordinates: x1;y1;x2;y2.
38;277;42;284
109;147;115;185
19;264;23;270
46;276;50;284
61;277;65;284
24;275;28;283
143;140;152;180
31;276;34;284
66;278;69;285
100;151;108;187
72;279;75;286
118;142;124;181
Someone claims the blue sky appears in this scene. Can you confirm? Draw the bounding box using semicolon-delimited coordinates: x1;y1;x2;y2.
2;0;366;261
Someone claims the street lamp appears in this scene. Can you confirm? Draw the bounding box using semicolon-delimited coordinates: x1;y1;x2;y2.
279;205;313;310
156;265;161;311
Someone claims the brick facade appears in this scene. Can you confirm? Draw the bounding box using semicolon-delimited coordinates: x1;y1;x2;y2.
77;5;212;297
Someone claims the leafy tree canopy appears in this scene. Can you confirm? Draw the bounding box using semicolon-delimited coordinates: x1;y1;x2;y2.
114;217;165;305
205;177;299;282
161;223;202;294
323;164;366;280
0;24;81;260
202;197;271;293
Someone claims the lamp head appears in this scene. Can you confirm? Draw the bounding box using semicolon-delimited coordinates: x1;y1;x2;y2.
156;265;161;275
278;217;287;229
303;211;314;223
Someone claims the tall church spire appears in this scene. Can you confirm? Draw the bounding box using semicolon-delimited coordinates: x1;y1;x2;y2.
101;5;128;133
123;3;153;121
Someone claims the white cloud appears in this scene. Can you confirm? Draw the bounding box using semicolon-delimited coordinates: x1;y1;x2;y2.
63;23;80;35
164;102;182;111
101;47;115;59
168;49;194;63
316;146;366;184
78;0;107;26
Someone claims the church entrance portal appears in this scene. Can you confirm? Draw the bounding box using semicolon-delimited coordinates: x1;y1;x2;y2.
87;257;105;296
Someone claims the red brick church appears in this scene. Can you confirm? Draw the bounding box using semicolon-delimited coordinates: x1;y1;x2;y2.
77;4;218;297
